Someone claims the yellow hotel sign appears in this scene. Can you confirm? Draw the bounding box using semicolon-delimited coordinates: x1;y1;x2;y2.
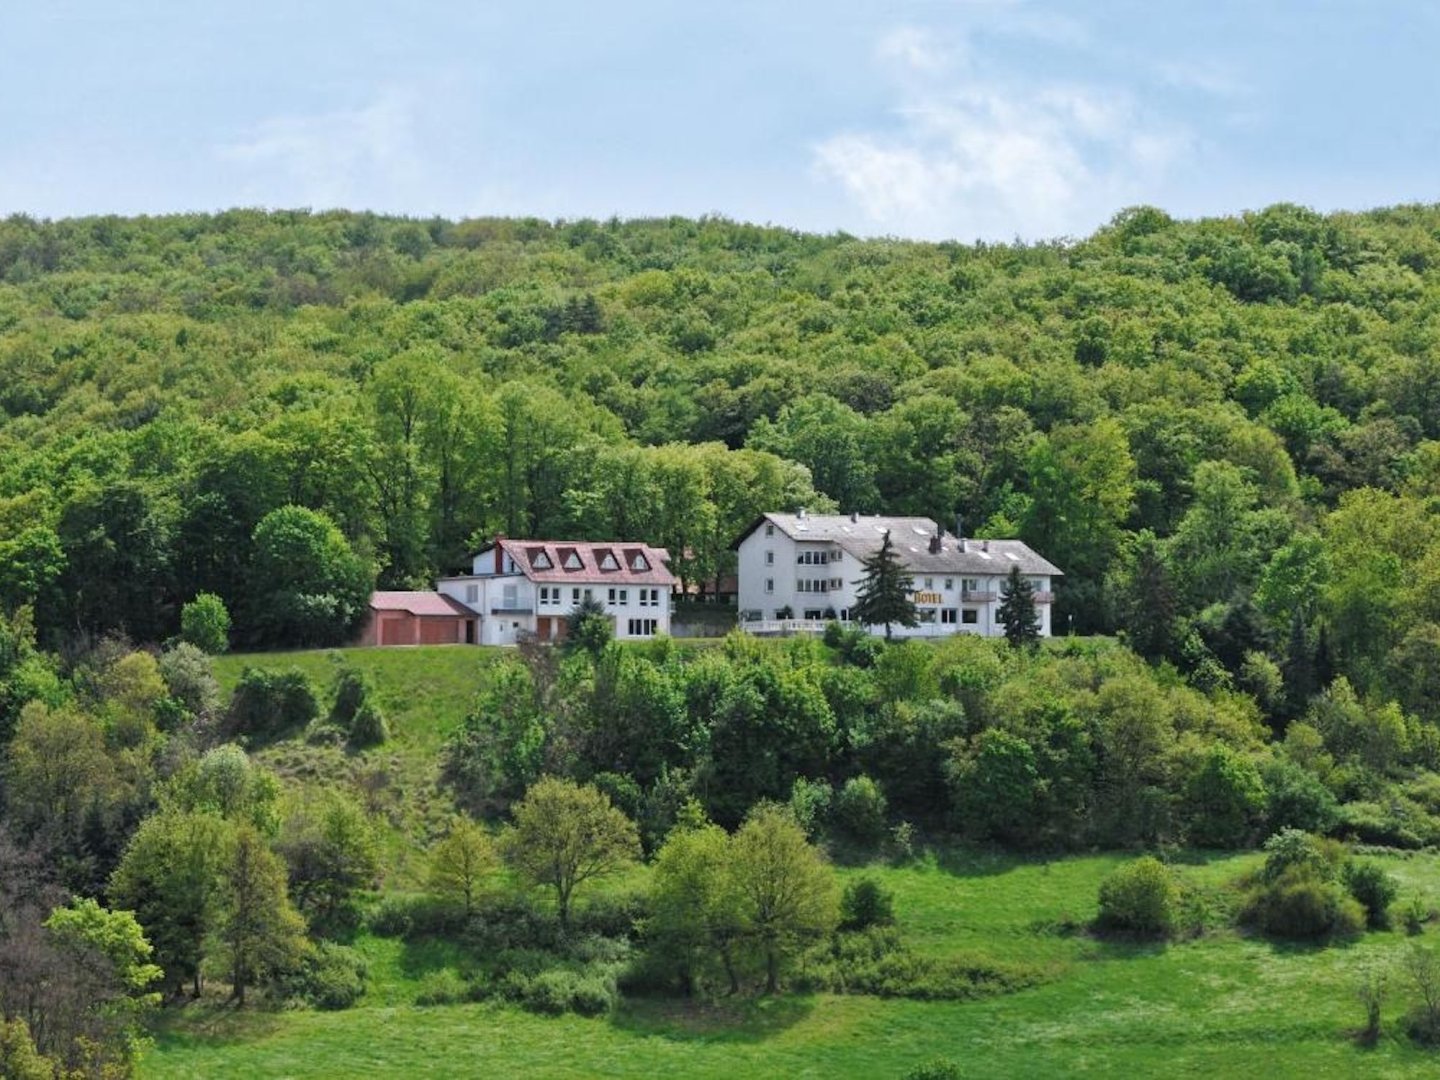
912;592;943;604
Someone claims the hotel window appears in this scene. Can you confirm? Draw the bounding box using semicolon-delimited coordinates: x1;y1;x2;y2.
571;587;581;604
627;618;658;637
765;551;774;565
918;608;937;623
465;584;478;604
941;608;957;624
765;578;774;594
962;578;979;593
502;584;517;609
765;524;775;537
962;608;979;625
924;577;933;589
943;578;953;591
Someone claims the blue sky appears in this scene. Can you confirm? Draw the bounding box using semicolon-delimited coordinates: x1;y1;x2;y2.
1;1;1436;240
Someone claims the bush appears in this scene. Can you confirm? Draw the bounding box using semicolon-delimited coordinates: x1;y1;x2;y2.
1261;828;1344;882
1184;745;1266;848
799;927;1045;1001
1096;857;1178;938
180;592;231;654
789;777;833;838
1345;861;1399;929
414;968;470;1006
1262;759;1339;835
277;942;368;1010
520;968;617;1017
841;878;895;931
904;1060;962;1080
367;894;468;940
349;700;388;748
1244;868;1366;941
226;667;319;742
834;775;889;847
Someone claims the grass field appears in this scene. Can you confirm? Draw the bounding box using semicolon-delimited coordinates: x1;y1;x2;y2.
161;647;1440;1077
144;849;1440;1078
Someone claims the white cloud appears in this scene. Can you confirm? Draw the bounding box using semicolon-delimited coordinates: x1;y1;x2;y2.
877;26;958;74
217;89;427;210
812;22;1195;240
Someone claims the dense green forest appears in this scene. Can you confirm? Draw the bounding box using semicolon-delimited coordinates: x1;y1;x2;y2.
6;206;1440;1074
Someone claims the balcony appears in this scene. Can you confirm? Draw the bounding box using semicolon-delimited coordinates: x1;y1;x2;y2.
1033;592;1054;604
490;605;534;615
961;589;997;602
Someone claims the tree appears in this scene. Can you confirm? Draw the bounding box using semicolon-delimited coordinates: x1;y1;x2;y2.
180;592;231;654
214;826;307;1005
427;816;498;919
109;810;232;997
647;816;745;995
997;565;1041;649
1116;530;1179;662
246;505;373;648
730;803;839;993
502;777;640;930
275;792;380;936
851;531;916;640
566;593;613;656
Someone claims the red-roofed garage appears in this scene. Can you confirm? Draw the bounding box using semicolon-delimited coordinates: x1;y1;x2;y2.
358;592;476;647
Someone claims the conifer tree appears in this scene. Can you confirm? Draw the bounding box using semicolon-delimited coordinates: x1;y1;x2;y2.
998;565;1041;649
851;531;916;641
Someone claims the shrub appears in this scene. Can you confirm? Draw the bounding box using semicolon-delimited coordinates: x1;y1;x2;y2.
1345;861;1399;929
1403;945;1440;1046
278;942;368;1010
1243;867;1366;941
799;927;1046;1001
518;968;618;1017
1262;759;1339;835
159;642;221;720
1261;828;1344;882
834;775;889;846
349;700;388;748
227;667;318;742
841;878;895;931
904;1060;962;1080
1404;894;1431;935
1184;745;1267;848
367;894;468;940
414;968;469;1006
789;777;833;838
180;592;231;654
1096;857;1178;937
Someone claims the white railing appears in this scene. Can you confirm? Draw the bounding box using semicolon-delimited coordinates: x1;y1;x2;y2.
742;619;832;636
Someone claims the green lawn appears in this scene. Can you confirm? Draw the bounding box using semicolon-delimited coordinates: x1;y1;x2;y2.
143;850;1440;1078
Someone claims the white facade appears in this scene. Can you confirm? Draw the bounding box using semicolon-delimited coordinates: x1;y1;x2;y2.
437;540;674;645
734;513;1059;639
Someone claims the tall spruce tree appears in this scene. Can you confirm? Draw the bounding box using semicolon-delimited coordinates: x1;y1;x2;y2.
851;531;916;641
998;565;1041;649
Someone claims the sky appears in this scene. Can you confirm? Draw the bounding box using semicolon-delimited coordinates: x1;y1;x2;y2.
1;1;1437;242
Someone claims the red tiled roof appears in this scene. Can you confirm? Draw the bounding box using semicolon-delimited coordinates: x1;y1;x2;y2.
498;538;677;586
370;591;474;617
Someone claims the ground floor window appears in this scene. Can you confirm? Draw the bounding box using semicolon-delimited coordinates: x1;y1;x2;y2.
962;608;979;625
627;618;658;636
941;608;957;624
918;608;937;623
804;608;823;620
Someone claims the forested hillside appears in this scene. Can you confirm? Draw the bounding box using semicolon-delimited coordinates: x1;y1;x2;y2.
2;205;1439;695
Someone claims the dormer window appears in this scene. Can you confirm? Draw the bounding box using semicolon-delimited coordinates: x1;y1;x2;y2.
532;551;552;570
629;551;649;572
599;552;619;571
564;551;583;570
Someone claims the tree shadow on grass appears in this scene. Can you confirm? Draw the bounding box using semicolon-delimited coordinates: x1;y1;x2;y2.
398;936;473;980
932;846;1057;880
608;994;816;1044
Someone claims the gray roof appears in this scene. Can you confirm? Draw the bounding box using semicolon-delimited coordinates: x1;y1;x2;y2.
755;513;1063;577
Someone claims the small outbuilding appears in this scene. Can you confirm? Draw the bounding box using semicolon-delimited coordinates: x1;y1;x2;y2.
358;591;476;647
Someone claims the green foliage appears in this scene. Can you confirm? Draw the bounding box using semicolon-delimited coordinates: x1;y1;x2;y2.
998;565;1041;649
427;816;499;918
566;594;613;656
851;531;916;639
1096;857;1179;938
833;775;889;846
414;968;470;1007
274;791;380;936
227;666;319;743
1243;829;1365;941
180;592;231;654
904;1059;963;1080
328;666;387;748
1345;861;1400;930
502;777;641;930
275;941;368;1010
1184;745;1267;848
0;1019;51;1080
247;506;373;649
840;878;895;931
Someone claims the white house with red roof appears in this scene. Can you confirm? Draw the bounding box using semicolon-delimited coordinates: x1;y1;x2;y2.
437;538;677;645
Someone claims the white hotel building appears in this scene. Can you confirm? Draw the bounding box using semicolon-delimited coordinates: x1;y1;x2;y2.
733;512;1062;638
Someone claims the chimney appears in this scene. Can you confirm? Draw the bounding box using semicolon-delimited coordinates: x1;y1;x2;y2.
960;538;968;553
797;507;807;520
928;533;942;554
850;510;859;523
982;539;990;553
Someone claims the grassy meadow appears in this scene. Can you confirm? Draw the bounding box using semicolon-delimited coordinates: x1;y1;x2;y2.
144;848;1440;1078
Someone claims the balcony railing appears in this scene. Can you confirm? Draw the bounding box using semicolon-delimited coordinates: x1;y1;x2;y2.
961;589;997;602
490;605;535;615
1033;592;1055;604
